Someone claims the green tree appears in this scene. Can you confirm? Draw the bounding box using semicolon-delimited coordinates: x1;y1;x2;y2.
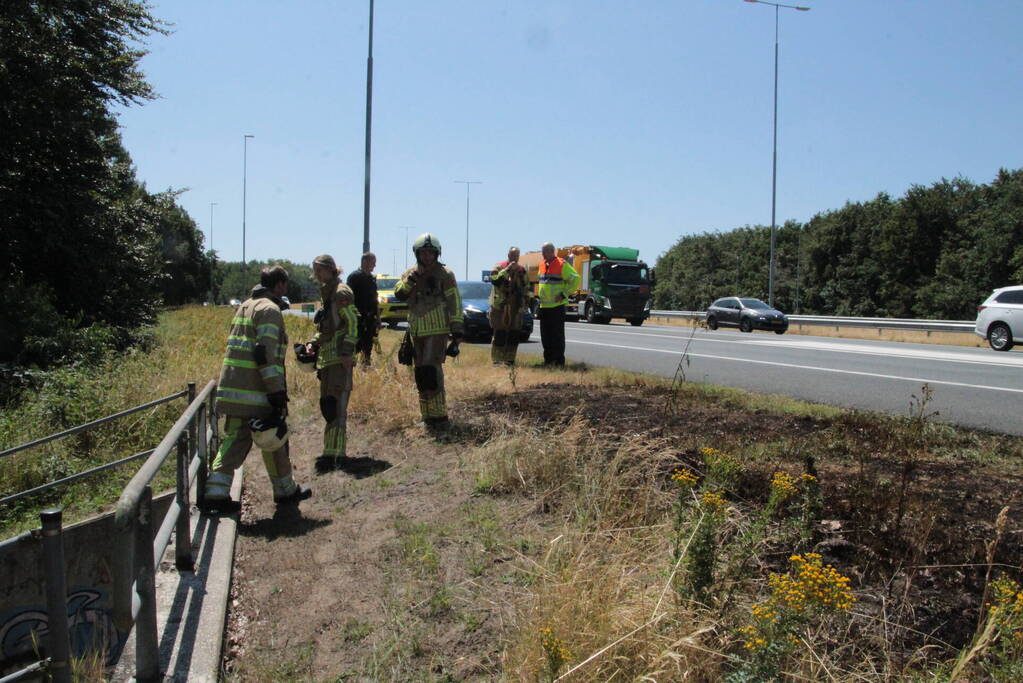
0;1;170;364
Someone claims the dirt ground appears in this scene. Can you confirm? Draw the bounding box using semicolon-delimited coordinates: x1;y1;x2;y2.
223;379;1023;680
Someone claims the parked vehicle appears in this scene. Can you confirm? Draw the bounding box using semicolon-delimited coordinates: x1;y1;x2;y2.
706;297;788;334
458;281;534;343
519;245;653;325
974;285;1023;351
376;274;407;328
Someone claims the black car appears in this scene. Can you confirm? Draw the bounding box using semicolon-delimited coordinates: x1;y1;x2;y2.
706;297;788;334
458;281;534;343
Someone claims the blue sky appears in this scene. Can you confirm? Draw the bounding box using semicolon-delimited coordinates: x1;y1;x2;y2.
115;0;1023;279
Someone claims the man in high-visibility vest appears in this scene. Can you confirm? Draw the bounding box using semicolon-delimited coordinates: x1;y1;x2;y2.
394;233;463;430
488;246;528;365
203;265;311;513
537;242;579;367
307;254;359;472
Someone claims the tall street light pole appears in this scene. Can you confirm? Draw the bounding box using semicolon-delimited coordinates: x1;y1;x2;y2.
242;134;254;263
362;0;375;254
744;0;809;308
454;180;481;280
209;202;217;255
398;226;414;270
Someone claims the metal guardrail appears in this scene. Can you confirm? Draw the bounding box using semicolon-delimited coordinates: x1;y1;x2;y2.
649;310;975;333
0;381;217;683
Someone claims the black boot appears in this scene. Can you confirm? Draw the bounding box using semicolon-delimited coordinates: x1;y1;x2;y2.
274;484;312;505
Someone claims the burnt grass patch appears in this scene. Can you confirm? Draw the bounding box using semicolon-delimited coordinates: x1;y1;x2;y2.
474;382;1023;660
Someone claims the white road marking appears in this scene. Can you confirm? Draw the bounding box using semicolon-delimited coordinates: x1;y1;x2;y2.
553;337;1023;395
562;325;1023;368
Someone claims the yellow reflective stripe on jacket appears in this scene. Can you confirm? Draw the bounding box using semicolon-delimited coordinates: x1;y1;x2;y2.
223;357;258;369
446;286;464;323
216;386;270;407
410;304;450;337
256;323;280;339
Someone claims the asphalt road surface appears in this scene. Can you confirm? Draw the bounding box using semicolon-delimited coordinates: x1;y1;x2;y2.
514;321;1023;436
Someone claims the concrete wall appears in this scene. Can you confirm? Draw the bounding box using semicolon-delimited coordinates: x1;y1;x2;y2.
0;494;173;677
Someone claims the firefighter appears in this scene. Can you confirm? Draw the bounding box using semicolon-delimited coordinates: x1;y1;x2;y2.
202;265;311;513
537;241;580;367
393;233;463;430
488;246;528;365
306;254;359;472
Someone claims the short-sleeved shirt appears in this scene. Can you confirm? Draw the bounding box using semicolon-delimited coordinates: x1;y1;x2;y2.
346;268;379;316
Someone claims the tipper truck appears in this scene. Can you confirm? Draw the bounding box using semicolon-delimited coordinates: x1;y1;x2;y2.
520;245;654;326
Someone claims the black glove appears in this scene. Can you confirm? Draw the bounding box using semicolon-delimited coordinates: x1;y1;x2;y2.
445;339;460;358
267;390;288;413
313;308;326;324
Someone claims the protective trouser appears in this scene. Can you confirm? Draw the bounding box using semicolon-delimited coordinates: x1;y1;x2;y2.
206;415;297;500
491;328;519;365
539;305;567;366
412;333;448;421
355;313;376;365
318;362;353;457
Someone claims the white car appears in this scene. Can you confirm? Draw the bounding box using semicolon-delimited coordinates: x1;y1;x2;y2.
974;285;1023;351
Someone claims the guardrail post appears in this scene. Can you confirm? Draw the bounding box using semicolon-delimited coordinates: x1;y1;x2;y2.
134;486;160;682
175;433;193;571
40;509;72;683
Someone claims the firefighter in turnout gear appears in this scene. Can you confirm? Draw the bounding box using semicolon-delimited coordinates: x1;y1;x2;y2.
394;233;463;430
488;246;528;365
307;254;359;472
203;266;311;513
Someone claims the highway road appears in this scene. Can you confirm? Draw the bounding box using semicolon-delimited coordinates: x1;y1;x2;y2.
513;322;1023;436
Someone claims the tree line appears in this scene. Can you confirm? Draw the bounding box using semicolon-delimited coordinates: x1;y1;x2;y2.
0;3;326;404
653;169;1023;319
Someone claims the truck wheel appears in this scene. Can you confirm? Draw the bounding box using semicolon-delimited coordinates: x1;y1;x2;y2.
739;318;753;333
628;318;643;327
585;302;597;324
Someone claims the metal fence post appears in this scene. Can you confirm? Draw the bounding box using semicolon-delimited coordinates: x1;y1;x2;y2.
40;509;72;683
134;486;160;682
197;400;208;510
187;381;197;460
174;433;193;571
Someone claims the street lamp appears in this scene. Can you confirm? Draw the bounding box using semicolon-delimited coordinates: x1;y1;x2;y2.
398;226;414;271
363;0;375;254
242;134;254;263
209;202;217;254
454;180;482;280
743;0;809;308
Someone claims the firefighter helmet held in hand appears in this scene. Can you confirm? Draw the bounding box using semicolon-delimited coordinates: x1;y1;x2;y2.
412;233;442;257
293;343;317;373
250;415;289;451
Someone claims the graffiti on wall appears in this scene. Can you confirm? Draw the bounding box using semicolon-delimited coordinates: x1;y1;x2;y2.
0;586;126;675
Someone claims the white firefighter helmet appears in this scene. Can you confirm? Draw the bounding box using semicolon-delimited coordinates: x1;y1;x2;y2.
293;343;317;373
250;415;288;451
412;232;442;256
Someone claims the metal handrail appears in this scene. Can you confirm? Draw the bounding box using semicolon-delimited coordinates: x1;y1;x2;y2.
0;448;156;507
0;381;216;683
650;310;975;333
113;379;217;682
0;390;187;460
